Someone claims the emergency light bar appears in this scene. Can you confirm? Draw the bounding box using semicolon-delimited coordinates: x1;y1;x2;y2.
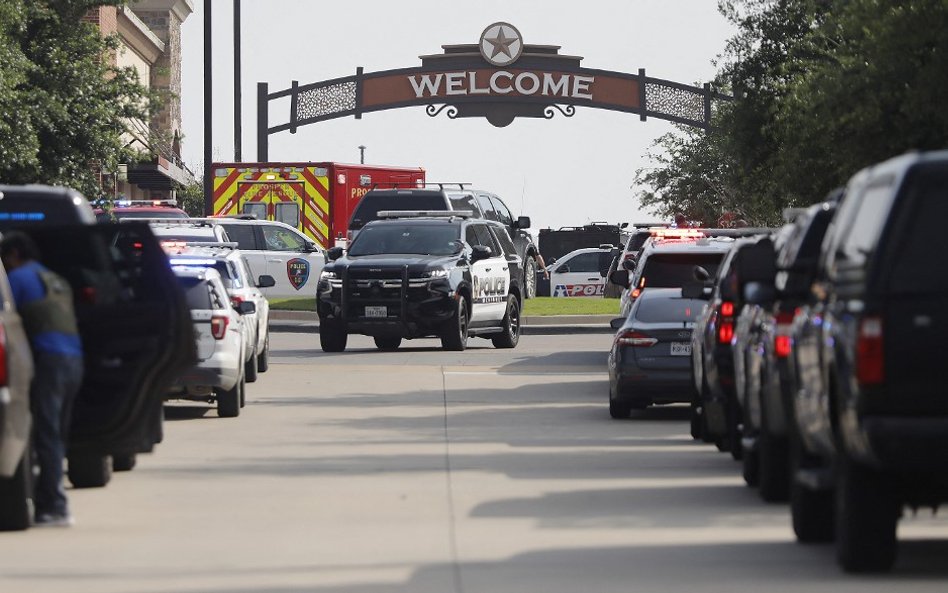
650;228;705;240
376;210;473;219
169;258;218;266
132;218;217;226
114;199;178;207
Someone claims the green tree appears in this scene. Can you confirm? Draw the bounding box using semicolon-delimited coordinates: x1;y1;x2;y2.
0;1;154;198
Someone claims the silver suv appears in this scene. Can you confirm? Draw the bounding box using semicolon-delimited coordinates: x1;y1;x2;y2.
169;267;253;417
166;244;274;380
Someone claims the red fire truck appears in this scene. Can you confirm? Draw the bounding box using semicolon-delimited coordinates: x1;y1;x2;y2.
210;162;426;248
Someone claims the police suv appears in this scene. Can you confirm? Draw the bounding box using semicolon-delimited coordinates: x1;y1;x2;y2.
316;211;523;352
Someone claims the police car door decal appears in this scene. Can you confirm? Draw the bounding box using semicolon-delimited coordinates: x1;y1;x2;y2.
469;225;509;322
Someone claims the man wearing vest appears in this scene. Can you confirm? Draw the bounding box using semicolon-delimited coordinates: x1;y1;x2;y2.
0;231;84;527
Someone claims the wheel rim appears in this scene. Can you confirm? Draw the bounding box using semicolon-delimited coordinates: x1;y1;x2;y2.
459;303;468;343
525;259;537;297
509;300;520;337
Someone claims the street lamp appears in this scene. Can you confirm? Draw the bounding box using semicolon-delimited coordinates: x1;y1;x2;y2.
358;145;366;164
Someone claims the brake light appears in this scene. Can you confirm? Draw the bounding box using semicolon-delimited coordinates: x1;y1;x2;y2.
615;330;658;347
210;315;229;340
775;336;792;358
631;288;641;299
718;300;735;344
856;316;884;385
0;324;8;386
774;310;795;358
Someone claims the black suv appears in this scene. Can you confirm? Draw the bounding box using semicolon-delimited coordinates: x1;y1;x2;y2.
0;185;194;491
348;186;540;298
789;151;948;572
317;214;523;352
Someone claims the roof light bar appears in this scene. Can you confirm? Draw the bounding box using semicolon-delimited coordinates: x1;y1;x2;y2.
376;210;473;219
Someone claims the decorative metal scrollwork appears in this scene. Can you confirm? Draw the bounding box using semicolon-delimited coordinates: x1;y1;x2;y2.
296;81;357;121
644;82;705;123
426;104;459;119
543;104;576;119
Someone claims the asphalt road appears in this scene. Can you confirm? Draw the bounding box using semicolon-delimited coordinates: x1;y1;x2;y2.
0;331;946;593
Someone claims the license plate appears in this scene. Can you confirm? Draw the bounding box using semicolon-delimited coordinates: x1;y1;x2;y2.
670;342;692;356
364;306;387;318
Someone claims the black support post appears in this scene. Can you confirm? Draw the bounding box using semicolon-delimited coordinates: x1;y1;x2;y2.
703;82;712;129
257;82;269;161
234;0;242;161
203;0;213;215
290;80;299;134
638;68;647;122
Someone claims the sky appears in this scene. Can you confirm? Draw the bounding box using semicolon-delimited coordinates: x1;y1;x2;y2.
179;0;738;232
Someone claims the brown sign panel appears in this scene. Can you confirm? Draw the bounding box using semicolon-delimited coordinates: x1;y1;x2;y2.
362;69;639;113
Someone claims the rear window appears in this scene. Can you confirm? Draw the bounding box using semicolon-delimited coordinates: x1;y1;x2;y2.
349;193;447;230
639;253;724;288
887;164;948;294
635;295;705;323
177;276;212;310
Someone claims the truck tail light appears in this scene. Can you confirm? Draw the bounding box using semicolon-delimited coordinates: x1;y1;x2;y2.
774;310;795;358
210;316;229;340
856;316;884;385
615;330;658;347
0;324;8;387
718;301;735;344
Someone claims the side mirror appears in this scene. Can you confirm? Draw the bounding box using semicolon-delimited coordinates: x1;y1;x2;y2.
609;317;626;330
237;301;256;315
682;282;712;300
743;281;776;305
548;257;558;265
609;269;629;287
621;257;637;271
693;265;711;282
471;245;492;263
304;242;320;253
515;216;531;230
257;274;276;288
326;246;344;261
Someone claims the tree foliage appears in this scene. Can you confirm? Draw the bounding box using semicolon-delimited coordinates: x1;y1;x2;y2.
0;0;154;197
637;0;948;224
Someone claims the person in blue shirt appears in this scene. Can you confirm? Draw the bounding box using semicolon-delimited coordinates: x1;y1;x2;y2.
0;231;83;527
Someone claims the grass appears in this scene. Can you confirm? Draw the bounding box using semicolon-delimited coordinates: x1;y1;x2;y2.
269;296;620;316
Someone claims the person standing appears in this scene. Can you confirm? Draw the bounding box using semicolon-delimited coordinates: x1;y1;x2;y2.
0;231;84;527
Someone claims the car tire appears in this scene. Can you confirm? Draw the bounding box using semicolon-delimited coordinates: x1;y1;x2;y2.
790;442;835;543
0;442;32;531
374;336;402;351
758;430;790;503
112;453;137;472
836;461;899;573
524;256;537;299
245;347;259;383
257;332;270;373
320;321;348;353
218;376;243;418
67;453;112;489
689;404;704;440
441;298;469;351
491;295;521;349
742;443;759;487
609;400;631;419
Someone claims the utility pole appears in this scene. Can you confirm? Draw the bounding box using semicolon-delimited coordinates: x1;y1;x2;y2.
203;0;213;215
233;0;242;162
358;145;366;164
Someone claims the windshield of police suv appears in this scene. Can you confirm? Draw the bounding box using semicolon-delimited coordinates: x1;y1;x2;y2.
348;223;461;256
348;193;447;231
638;253;724;288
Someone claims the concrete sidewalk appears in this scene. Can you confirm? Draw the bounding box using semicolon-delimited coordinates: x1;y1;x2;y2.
268;310;616;335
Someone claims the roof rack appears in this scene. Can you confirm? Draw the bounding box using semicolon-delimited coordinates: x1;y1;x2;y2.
181;241;239;250
209;213;257;220
376;210;473;219
632;222;670;228
370;182;472;191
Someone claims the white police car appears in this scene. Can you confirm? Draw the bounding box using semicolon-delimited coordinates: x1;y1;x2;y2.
548;245;617;298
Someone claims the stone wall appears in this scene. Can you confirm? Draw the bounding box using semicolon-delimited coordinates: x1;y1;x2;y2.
132;9;183;158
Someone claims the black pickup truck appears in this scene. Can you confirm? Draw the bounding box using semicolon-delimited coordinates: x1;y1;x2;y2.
790;151;948;572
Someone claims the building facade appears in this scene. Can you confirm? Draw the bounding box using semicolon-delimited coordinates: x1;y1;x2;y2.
83;0;194;202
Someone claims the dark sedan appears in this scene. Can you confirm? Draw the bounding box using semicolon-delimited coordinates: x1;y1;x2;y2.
607;288;704;418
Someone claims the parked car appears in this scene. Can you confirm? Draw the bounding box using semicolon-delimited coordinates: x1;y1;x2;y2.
736;200;837;501
347;186;540;298
789;151;948;572
0;184;194;489
165;244;274;381
547;245;618;297
0;262;36;531
689;233;775;458
168;267;253;417
607;288;704;418
213;217;325;299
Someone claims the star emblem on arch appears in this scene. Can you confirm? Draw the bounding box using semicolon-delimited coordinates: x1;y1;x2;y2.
479;22;523;67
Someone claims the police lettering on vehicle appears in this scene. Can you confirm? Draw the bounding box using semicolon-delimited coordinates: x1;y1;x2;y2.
553;283;605;297
473;274;507;304
287;258;310;290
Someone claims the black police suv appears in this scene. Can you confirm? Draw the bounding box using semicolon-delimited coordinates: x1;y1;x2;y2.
317;213;523;352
